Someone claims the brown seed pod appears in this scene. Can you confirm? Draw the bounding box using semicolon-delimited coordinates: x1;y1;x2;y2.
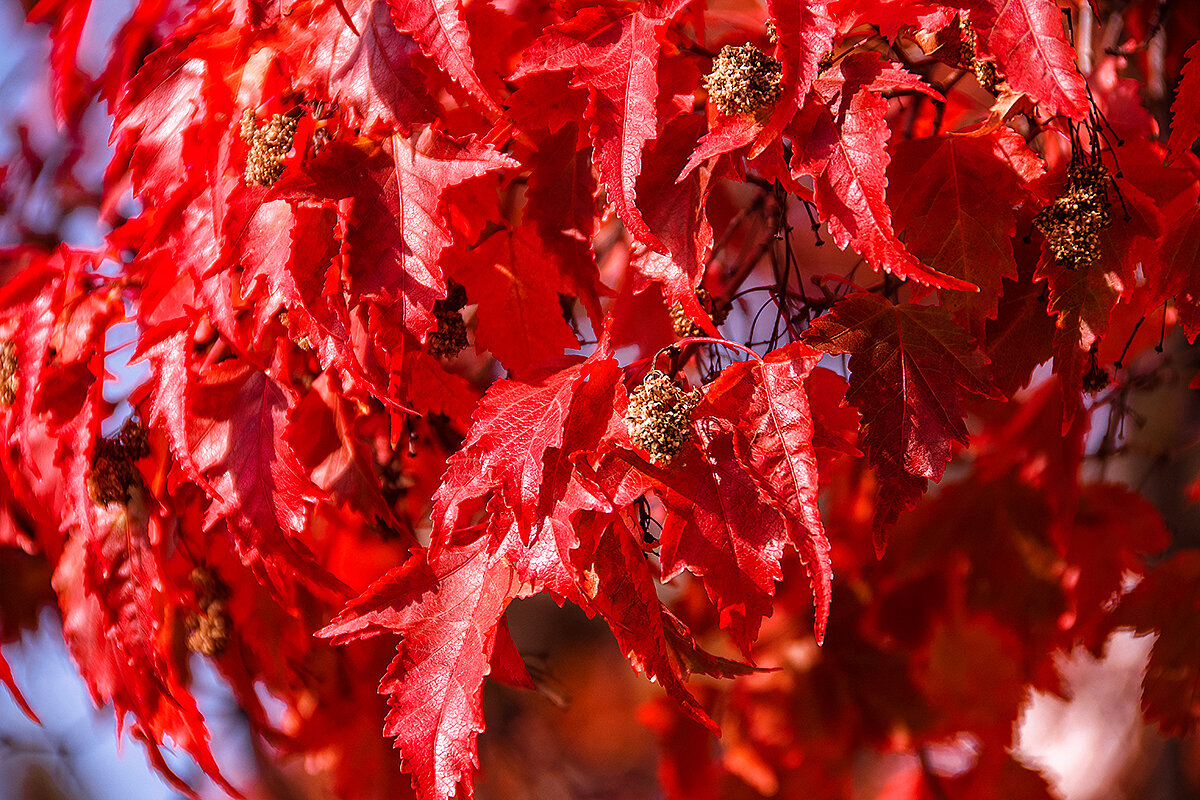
185;599;231;657
958;16;998;93
1034;162;1111;270
625;370;701;466
427;285;470;359
669;288;729;338
705;44;784;116
0;340;16;407
85;420;150;506
242;112;298;187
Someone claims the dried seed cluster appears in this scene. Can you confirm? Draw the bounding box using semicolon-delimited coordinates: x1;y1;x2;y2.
86;419;151;507
669;288;730;338
0;340;16;407
1035;162;1112;270
625;370;701;466
240;109;298;187
960;23;998;93
1082;350;1110;393
427;282;469;360
186;566;231;658
705;44;784;116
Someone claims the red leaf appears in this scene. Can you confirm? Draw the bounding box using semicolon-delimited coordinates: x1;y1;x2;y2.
1168;42;1200;164
27;0;92;128
53;506;238;799
1063;484;1169;640
631;115;720;322
514;5;679;251
307;0;438;133
0;646;37;722
432;356;604;542
639;424;791;655
803;294;998;548
320;531;519;800
699;343;833;643
751;0;837;157
272;132;516;343
1158;204;1200;342
1103;551;1200;734
451;225;579;373
108;35;221;206
962;0;1089;119
889;130;1044;326
789;60;974;291
387;0;504;117
523;124;606;326
188;358;350;603
582;519;716;731
134;321;219;498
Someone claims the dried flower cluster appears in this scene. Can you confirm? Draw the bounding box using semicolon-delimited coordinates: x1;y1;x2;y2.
240;109;298;187
427;282;469;359
0;340;16;407
959;21;998;93
186;566;232;657
669;288;729;338
705;44;784;116
1082;350;1111;393
625;370;701;466
86;419;151;506
1035;161;1112;269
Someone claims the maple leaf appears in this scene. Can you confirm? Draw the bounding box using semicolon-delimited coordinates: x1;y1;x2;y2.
959;0;1089;119
52;486;239;800
1063;484;1170;642
387;0;504;117
432;355;616;543
803;293;999;548
1102;551;1200;735
580;518;716;730
751;0;837;156
27;0;92;128
304;0;438;133
632;115;719;319
107;34;223;206
187;356;350;604
1157;204;1200;342
637;423;792;656
1168;42;1200;164
288;372;399;529
319;530;520;800
697;342;833;643
788;56;975;292
513;2;685;251
271;131;516;343
889;130;1044;326
522;124;605;326
449;225;579;373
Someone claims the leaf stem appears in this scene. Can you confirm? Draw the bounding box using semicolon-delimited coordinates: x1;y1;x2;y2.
665;337;763;362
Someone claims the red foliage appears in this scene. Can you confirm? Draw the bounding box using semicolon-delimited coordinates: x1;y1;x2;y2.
1;0;1199;798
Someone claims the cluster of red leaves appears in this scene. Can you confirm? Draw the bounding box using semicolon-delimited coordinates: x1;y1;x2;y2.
1;0;1200;798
